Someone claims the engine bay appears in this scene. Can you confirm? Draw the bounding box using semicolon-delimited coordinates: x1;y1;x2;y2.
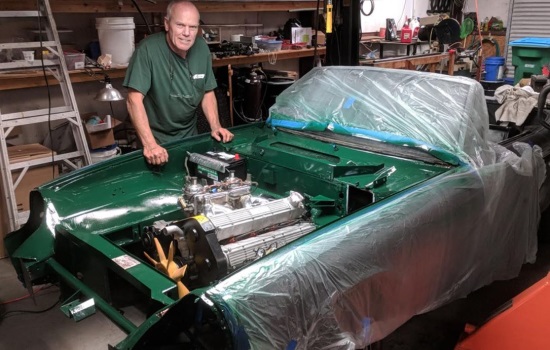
137;128;452;293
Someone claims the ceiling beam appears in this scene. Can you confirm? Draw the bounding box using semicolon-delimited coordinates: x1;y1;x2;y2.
1;1;321;13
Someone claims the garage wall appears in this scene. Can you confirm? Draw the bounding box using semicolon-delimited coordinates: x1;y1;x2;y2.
463;0;510;27
360;0;414;33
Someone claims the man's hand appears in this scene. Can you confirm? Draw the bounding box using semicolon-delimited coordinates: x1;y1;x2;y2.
144;144;169;165
211;128;234;143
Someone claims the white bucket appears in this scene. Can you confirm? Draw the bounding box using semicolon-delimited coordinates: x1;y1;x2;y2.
91;146;121;164
96;17;135;67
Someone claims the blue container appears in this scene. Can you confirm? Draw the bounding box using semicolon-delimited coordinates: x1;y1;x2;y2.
504;77;515;86
484;56;505;81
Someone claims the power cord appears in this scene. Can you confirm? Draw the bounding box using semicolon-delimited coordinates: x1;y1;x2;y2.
0;298;60;320
36;0;55;179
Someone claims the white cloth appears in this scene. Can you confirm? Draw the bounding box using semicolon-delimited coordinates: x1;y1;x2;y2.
494;85;538;126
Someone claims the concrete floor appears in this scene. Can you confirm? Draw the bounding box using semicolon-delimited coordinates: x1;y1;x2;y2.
1;240;550;350
0;258;144;350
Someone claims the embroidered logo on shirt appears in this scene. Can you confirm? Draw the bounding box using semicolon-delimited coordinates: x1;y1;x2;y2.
193;74;205;79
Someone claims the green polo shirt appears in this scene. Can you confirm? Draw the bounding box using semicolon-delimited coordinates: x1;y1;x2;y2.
123;32;217;144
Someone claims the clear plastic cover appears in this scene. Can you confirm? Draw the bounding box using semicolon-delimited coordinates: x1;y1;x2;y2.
205;142;544;349
200;67;545;349
268;66;495;167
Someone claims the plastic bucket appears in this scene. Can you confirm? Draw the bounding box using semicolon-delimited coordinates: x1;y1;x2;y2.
484;56;505;81
96;17;135;67
90;145;121;164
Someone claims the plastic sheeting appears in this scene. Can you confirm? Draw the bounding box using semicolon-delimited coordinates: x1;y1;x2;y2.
204;143;544;350
199;67;546;349
268;66;495;167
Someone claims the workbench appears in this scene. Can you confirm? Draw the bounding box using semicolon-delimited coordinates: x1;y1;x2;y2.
360;52;455;75
361;39;427;59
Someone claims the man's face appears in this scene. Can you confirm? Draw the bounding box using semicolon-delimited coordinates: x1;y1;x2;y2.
164;3;200;54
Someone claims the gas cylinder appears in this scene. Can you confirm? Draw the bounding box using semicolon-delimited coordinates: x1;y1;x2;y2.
243;71;264;122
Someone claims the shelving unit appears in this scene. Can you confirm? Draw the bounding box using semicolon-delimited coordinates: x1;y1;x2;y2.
0;0;91;232
0;47;326;91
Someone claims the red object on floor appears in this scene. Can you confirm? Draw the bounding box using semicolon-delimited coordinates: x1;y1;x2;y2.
455;272;550;350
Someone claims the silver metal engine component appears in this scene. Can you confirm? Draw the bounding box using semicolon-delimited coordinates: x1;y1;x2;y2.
183;177;204;199
185;184;252;215
222;222;316;270
208;191;306;241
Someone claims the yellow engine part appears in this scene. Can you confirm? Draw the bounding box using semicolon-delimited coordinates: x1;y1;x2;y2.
144;237;190;299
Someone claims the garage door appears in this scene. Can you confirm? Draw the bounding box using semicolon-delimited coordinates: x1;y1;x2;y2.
505;0;550;79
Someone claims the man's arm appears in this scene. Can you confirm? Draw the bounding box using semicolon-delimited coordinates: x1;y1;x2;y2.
127;89;168;165
201;90;234;143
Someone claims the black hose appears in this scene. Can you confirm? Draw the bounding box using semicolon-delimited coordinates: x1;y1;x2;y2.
132;0;153;35
360;0;374;17
537;84;550;130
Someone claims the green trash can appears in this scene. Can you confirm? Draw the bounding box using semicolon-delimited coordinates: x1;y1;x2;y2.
510;37;550;84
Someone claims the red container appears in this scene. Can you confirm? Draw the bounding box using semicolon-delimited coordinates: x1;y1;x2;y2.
400;26;412;43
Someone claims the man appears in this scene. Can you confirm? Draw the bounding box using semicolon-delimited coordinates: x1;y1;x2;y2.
123;0;233;165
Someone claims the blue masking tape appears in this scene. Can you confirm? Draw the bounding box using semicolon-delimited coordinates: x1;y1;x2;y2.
286;339;298;350
343;97;355;109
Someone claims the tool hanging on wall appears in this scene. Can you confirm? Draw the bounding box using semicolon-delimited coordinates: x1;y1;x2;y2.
360;0;374;16
326;0;333;33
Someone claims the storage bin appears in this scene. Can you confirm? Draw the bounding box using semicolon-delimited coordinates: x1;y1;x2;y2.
484;56;505;81
510;38;550;84
64;52;85;70
256;40;283;52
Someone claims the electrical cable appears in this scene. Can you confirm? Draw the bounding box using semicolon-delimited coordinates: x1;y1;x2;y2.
35;0;55;179
0;298;60;320
396;0;408;29
131;0;157;35
312;0;321;66
254;68;269;121
0;284;57;305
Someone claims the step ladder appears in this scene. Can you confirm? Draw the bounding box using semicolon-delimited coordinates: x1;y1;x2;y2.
0;0;91;232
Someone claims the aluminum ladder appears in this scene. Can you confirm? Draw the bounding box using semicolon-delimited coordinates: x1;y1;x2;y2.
0;0;91;232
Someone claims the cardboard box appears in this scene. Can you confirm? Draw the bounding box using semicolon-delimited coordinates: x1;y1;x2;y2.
82;113;122;150
314;32;326;46
1;144;58;257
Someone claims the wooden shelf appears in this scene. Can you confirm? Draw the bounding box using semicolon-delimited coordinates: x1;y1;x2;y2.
0;67;127;91
213;47;325;67
0;47;325;91
1;1;321;13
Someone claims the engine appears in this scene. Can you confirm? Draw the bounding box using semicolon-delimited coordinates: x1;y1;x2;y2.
142;151;315;288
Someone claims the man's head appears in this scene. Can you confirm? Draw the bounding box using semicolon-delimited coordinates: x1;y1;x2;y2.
164;1;200;57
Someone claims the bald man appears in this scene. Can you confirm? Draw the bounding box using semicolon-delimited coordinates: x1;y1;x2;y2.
124;1;233;165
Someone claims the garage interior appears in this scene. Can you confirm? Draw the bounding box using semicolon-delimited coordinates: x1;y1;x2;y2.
2;0;550;349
